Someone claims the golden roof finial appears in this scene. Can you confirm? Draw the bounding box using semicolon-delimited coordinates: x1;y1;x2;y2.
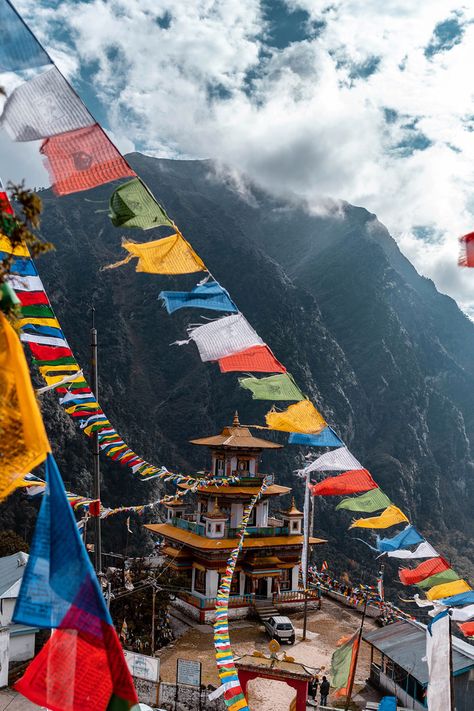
233;410;240;427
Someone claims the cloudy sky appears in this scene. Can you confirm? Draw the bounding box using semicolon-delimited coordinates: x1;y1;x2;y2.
3;0;474;313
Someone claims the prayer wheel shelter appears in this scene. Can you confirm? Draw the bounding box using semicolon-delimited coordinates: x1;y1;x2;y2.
235;653;314;711
363;620;474;711
145;413;326;622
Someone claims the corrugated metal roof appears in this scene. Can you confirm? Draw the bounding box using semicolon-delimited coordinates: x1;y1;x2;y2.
363;620;474;684
0;552;29;598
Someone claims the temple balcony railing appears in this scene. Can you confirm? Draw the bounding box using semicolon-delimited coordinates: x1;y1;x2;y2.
226;525;289;538
179;591;255;609
171;516;205;536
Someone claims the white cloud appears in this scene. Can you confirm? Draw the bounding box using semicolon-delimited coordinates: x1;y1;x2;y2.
7;0;474;310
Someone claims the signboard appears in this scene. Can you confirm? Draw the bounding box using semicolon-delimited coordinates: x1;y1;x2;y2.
176;658;201;687
123;650;160;682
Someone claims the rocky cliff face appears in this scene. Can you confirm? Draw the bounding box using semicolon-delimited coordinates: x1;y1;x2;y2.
3;153;473;585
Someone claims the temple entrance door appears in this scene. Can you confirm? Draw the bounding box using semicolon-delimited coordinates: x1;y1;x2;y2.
255;577;268;598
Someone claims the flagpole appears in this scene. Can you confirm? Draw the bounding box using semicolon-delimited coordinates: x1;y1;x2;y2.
91;307;102;573
302;470;310;640
449;614;455;711
344;592;368;711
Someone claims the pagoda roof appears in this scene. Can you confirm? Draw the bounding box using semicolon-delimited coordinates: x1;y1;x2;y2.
145;522;326;551
190;412;282;450
178;483;291;496
280;497;303;517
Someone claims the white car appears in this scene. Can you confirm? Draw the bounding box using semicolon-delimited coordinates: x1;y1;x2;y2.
263;615;296;644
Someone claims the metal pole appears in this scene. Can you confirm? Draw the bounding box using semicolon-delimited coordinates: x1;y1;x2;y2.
344;593;368;711
302;471;311;641
91;308;102;573
151;587;156;656
449;614;455;711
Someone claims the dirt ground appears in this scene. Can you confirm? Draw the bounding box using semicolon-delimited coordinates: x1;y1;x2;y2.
159;598;381;710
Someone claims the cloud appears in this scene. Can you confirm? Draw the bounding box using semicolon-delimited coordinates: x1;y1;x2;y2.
7;0;474;311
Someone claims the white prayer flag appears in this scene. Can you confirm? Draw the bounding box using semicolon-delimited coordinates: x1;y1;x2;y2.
387;541;438;560
0;67;94;141
7;274;44;292
300;445;362;474
185;314;264;362
451;604;474;622
20;333;68;348
426;611;452;711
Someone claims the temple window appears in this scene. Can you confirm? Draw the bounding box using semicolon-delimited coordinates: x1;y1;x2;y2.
194;569;206;594
280;569;291;591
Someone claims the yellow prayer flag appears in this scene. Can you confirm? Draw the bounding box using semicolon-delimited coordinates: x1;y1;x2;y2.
39;363;81;376
104;233;206;274
426;579;471;601
18;317;61;328
0;234;30;257
0;312;50;501
349;505;409;529
265;399;326;434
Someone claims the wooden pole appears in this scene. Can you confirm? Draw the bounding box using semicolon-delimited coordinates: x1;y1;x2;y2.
449;614;455;711
344;593;368;711
302;471;311;641
90;307;102;574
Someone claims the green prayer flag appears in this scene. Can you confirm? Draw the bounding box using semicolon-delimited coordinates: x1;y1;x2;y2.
238;373;304;401
336;488;391;513
331;633;358;695
417;568;461;589
109;178;172;230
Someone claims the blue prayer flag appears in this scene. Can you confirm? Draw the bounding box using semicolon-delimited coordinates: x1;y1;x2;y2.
376;525;424;552
288;427;343;447
21;324;64;339
159;280;237;314
0;0;51;72
379;697;397;711
440;591;474;607
0;254;38;277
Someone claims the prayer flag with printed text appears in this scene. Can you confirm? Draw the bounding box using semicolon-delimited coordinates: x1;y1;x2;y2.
350;505;409;530
109;178;172;229
239;373;304;401
398;557;450;586
310;469;377;497
336;487;391;512
106;233;205;274
218;345;286;373
288;428;343;447
160;280;237;314
426;579;471;601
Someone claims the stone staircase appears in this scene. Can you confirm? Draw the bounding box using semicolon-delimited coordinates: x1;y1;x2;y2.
253;597;279;623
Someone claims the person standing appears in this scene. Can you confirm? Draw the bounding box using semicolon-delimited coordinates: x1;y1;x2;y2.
320;676;330;707
308;676;319;702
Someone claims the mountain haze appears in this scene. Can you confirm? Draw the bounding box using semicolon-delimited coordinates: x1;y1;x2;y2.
2;153;473;589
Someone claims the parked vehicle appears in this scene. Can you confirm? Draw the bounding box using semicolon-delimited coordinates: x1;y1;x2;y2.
263;615;295;644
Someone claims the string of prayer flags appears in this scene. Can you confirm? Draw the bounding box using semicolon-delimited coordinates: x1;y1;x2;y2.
13;454;138;711
330;632;360;698
239;373;304;401
40;124;136;195
218;344;286;373
109;178;173;229
0;0;51;72
376;525;425;553
300;445;362;474
289;427;344;448
179;313;264;362
0;67;94;141
0;312;50;502
386;541;439;560
265;399;326;434
426;611;452;711
349;505;409;530
451;604;474;622
105;233;205;274
398;557;451;586
458;232;474;267
310;469;378;496
159;280;238;314
459;621;474;637
440;590;474;606
426;579;471;601
336;487;391;512
416;569;460;590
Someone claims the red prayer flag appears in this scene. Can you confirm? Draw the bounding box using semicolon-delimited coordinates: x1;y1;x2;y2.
459;621;474;638
398;557;450;585
458;232;474;267
218;345;286;373
309;469;377;496
16;290;50;306
0;190;14;215
40;124;135;196
28;343;73;361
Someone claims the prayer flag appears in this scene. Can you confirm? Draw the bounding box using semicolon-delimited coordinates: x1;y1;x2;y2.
159;280;237;314
350;505;409;530
310;469;377;496
105;233;205;274
426;579;471;601
0;67;94;141
0;312;50;501
376;525;424;553
440;591;474;606
379;698;397;711
0;234;30;257
458;231;474;267
300;446;362;474
426;610;452;711
288;427;343;447
239;373;304;401
265;399;326;434
459;621;474;637
40;124;135;195
330;632;359;698
417;569;460;590
336;487;391;512
218;344;285;373
0;0;51;71
398;557;450;586
109;178;172;229
183;313;263;362
451;604;474;622
387;541;438;560
14;454;138;711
